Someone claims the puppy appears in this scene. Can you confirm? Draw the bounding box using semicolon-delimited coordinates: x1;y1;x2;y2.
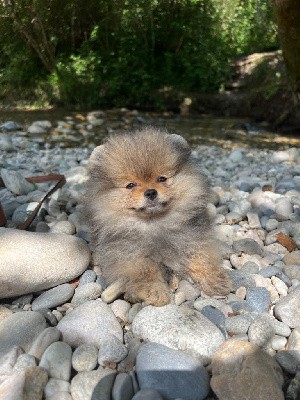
85;127;231;306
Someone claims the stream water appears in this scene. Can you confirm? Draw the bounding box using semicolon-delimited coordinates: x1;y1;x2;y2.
1;108;299;150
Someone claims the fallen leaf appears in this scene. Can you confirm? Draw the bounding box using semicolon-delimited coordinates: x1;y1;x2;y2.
276;232;297;252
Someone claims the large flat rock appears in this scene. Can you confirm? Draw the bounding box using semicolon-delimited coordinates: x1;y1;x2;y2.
0;228;90;298
132;305;225;365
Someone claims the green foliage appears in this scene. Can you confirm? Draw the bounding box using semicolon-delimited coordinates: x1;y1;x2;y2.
244;55;284;101
0;0;279;108
217;0;278;56
50;51;102;107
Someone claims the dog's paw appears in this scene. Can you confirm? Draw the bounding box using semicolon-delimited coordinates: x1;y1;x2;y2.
200;268;232;296
137;283;171;306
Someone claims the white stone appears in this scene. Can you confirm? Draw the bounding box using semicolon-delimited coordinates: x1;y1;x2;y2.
0;228;90;298
57;299;123;348
0;312;47;358
1;169;35;195
0;134;14;151
132;305;224;365
39;341;72;380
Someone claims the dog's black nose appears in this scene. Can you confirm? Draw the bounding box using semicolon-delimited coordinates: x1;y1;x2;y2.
144;189;158;200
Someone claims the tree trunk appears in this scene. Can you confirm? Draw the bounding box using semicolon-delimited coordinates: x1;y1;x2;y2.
2;0;56;72
273;0;300;96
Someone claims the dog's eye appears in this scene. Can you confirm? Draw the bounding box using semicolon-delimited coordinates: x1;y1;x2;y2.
157;176;167;183
126;182;136;189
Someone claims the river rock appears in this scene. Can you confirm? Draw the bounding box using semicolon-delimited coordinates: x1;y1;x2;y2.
87;112;105;126
246;287;271;313
201;305;227;338
193;298;232;315
265;218;279;231
247;211;261;228
111;300;131;323
39;341;72;381
275;198;293;221
23;366;48;400
11;202;45;226
0;121;22;131
287;326;300;351
283;265;300;281
0;134;14;151
225;313;253;335
118;338;142;373
0;346;23;375
275;350;300;374
32;284;75;310
28;120;52;135
283;251;300;266
111;373;134;400
211;339;284;400
272;149;299;163
0;371;25;400
0;228;90;298
136;342;210;400
274;286;300;328
50;220;76;235
1;169;35;195
44;378;70;398
0;305;13;322
248;315;275;348
285;372;300;400
72;343;99;372
72;282;102;306
101;279;126;303
132;305;224;364
232;238;262;255
271;336;287;351
13;354;36;371
228;270;256;291
70;369;116;400
0;311;47;358
57;299;123;347
46;392;72;400
78;270;97;286
98;335;128;366
28;327;61;360
249;190;276;215
132;389;164;400
228;148;244;162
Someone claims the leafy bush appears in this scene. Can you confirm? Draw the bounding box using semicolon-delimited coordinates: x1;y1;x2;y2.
0;0;278;108
51;51;102;107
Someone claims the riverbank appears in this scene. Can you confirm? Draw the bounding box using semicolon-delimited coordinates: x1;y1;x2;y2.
0;118;300;399
1;108;300;152
1;52;299;134
157;51;300;131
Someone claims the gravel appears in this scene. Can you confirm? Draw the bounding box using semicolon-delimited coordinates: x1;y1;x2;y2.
1;112;300;399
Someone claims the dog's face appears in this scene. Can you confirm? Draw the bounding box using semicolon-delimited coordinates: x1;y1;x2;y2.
114;169;176;216
87;128;201;219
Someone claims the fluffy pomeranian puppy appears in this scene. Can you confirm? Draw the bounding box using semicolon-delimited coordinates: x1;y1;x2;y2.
85;127;231;306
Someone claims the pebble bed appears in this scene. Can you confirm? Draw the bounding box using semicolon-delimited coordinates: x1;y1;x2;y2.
0;112;300;400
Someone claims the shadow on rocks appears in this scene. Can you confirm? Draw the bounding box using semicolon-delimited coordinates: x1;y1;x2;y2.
210;339;285;400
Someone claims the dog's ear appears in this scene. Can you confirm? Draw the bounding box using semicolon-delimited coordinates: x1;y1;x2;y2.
88;145;105;173
169;134;189;148
168;134;191;162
